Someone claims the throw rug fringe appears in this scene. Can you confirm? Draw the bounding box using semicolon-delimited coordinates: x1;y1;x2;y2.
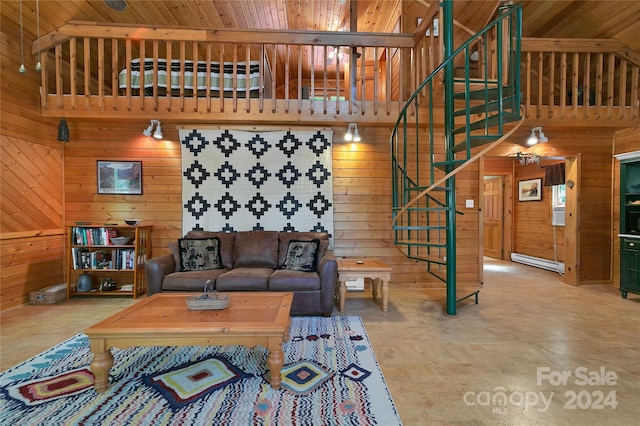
0;316;402;425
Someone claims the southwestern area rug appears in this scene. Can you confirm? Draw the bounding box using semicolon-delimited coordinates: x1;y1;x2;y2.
0;316;402;425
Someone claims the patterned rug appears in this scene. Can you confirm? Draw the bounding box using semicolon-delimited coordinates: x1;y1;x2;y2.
179;129;334;248
0;316;401;425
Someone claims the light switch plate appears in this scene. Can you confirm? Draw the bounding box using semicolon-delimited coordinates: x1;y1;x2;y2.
466;199;474;208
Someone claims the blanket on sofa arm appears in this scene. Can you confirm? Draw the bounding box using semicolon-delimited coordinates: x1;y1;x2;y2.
145;230;337;316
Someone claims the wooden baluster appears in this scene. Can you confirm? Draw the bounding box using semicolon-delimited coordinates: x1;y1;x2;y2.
179;41;186;112
193;41;198;113
139;41;145;110
98;38;104;111
583;53;591;119
125;39;132;111
206;42;212;112
297;45;302;114
246;43;251;113
152;40;159;112
548;52;555;118
595;53;603;119
560;52;567;118
55;44;63;109
84;38;90;109
619;60;627;120
69;38;77;110
606;53;615;118
232;43;238;113
373;47;379;116
571;52;579;118
112;39;118;103
166;41;172;112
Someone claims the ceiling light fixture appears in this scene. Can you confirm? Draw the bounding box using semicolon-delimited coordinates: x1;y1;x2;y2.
143;119;163;139
344;123;361;142
18;0;25;74
527;126;548;146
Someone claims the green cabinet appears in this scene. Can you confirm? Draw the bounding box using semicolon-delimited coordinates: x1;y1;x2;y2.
619;159;640;298
620;238;640;299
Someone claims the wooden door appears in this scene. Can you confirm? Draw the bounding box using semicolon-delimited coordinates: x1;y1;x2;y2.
483;176;504;259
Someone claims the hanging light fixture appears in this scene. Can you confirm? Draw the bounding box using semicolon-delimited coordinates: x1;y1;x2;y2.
143;120;163;139
527;127;548;145
57;119;69;142
18;0;26;74
35;0;41;71
344;123;360;142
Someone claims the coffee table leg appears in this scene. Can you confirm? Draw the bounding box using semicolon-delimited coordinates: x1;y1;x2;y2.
338;279;346;312
381;279;390;312
267;344;284;389
89;339;113;393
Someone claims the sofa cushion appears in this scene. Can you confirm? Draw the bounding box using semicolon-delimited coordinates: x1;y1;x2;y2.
178;237;222;271
185;231;236;269
233;231;278;268
162;269;229;291
277;232;329;268
282;239;320;272
216;268;273;291
269;269;321;291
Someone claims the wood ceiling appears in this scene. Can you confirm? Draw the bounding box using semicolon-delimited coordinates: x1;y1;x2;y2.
3;0;640;56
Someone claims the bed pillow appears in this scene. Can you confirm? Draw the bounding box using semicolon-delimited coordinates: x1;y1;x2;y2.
282;239;320;272
178;237;222;271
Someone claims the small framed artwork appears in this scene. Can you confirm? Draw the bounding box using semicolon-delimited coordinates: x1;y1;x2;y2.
97;161;142;194
518;178;542;201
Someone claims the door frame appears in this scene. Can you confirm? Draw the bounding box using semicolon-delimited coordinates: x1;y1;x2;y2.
479;155;579;286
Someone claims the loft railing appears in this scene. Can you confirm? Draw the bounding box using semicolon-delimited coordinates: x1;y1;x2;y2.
34;21;415;121
33;21;638;125
521;38;640;122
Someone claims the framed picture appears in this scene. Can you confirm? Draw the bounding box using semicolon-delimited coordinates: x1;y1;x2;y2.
97;161;142;194
518;178;542;201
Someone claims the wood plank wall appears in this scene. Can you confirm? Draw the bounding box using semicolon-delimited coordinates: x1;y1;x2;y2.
63;123;482;297
612;129;640;288
0;18;65;310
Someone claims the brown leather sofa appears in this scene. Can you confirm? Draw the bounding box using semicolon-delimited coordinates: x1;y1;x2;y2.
145;230;337;316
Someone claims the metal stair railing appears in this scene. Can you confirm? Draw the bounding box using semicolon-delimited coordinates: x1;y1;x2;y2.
390;3;523;315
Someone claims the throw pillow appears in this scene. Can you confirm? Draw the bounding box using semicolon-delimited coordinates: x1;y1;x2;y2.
178;237;222;271
282;239;320;272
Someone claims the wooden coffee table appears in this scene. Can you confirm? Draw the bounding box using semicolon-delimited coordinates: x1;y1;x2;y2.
337;258;392;312
85;292;293;392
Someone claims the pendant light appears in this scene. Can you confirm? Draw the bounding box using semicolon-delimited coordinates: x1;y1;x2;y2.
18;0;26;73
35;0;41;71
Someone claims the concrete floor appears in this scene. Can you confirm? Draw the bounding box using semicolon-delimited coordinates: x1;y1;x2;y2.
2;258;639;425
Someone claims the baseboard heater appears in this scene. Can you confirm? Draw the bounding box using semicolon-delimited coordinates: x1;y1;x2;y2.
510;253;565;273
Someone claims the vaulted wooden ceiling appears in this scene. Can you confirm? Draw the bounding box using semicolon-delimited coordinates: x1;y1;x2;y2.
3;0;640;56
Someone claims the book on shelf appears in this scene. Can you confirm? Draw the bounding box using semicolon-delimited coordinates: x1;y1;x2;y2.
73;227;118;246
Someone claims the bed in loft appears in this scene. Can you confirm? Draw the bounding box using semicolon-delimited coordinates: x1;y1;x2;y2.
118;58;270;98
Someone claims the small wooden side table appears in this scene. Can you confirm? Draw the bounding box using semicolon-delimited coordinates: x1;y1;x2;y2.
337;258;392;312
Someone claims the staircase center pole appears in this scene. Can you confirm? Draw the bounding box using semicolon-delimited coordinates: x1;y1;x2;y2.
443;0;457;316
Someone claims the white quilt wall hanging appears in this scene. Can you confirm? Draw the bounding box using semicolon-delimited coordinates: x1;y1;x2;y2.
179;129;334;247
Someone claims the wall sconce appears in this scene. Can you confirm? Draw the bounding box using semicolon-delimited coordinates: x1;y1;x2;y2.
344;123;361;142
57;119;69;142
143;120;163;139
527;127;548;145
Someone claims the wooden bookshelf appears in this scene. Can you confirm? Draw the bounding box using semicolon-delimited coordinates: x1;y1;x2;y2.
67;225;152;299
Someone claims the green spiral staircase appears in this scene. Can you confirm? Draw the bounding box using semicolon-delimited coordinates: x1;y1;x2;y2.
391;2;524;316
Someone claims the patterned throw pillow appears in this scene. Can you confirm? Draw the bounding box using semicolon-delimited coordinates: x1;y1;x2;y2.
282;239;319;272
178;237;222;271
